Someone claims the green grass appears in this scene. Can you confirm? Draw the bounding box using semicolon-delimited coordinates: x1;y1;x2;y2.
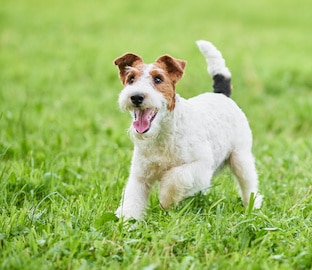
1;0;312;269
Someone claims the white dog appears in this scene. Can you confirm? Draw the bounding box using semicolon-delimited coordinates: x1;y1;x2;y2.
114;40;262;220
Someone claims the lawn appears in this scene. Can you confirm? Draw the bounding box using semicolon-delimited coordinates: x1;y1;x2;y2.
1;0;312;269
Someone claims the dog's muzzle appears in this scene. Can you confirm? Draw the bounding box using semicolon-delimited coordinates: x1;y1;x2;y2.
131;94;145;107
128;93;158;134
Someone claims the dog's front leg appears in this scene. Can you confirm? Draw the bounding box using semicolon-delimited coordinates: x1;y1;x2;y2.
159;161;213;209
115;151;156;220
115;173;151;220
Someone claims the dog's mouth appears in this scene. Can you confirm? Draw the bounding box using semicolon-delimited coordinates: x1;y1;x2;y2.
133;108;158;134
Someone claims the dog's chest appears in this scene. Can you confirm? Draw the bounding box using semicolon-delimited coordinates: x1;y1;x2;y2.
138;140;183;175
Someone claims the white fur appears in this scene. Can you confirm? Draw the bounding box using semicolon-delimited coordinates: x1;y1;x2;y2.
115;41;262;220
196;40;231;78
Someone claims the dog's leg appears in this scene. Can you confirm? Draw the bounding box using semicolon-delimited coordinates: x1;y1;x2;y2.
115;175;152;220
229;150;263;208
159;161;213;209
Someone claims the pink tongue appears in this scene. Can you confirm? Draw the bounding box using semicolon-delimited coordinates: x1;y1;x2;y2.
133;109;152;133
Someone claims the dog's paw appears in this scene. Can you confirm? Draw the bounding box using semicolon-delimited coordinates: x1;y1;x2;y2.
115;207;140;230
115;207;123;219
253;193;263;209
115;206;134;220
159;198;171;210
115;206;143;221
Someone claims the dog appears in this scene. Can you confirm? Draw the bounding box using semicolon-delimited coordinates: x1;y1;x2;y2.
114;40;262;220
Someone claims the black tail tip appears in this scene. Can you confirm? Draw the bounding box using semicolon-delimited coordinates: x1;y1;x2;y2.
212;74;231;97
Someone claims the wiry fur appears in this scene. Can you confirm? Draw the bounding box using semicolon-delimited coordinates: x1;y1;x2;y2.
114;40;262;220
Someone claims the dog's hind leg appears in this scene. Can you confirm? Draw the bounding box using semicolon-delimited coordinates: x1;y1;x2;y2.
229;150;263;208
159;161;213;209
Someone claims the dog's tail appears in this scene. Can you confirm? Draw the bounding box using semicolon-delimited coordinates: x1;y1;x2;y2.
196;40;232;97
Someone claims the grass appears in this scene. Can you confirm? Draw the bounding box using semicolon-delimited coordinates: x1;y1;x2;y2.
1;0;312;269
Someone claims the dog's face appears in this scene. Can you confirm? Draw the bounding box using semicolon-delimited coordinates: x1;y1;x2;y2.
114;53;186;136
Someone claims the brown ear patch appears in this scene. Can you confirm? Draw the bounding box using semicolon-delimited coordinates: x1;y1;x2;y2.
148;69;175;111
156;55;186;83
114;53;143;84
153;55;186;111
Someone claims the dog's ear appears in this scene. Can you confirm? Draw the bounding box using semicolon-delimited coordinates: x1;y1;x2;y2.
114;53;143;84
156;55;186;83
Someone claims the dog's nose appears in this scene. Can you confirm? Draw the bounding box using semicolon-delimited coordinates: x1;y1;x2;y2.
130;94;144;106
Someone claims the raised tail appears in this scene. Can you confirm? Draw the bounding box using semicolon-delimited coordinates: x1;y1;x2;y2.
196;40;232;97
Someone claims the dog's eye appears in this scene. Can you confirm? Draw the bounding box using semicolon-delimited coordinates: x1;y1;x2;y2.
128;76;135;84
153;76;163;84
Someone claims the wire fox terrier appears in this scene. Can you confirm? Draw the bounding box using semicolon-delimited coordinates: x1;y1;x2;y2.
114;40;262;220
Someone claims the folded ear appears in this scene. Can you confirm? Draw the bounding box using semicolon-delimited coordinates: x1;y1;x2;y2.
114;53;143;84
156;55;186;83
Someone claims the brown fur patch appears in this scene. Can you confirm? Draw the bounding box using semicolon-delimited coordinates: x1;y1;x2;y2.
153;55;186;111
156;55;186;83
114;53;143;85
123;65;144;85
149;68;176;111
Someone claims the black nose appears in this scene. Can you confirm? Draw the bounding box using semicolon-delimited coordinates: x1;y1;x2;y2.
130;94;144;106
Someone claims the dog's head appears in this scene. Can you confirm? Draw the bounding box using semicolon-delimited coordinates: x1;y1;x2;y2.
114;53;186;136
